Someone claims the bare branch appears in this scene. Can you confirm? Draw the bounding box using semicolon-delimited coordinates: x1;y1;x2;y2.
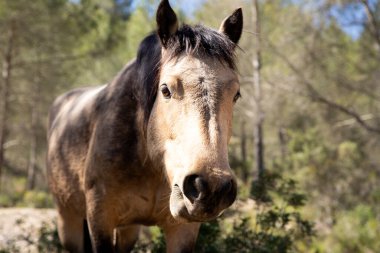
360;0;380;55
334;114;375;128
302;41;380;102
267;41;380;135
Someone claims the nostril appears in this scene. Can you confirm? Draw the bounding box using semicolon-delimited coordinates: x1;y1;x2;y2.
216;178;237;206
183;174;207;203
220;179;233;194
226;178;237;204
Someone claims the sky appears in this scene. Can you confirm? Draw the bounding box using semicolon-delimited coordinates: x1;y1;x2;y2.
329;2;369;40
130;0;205;18
69;0;377;40
171;0;204;16
171;0;376;40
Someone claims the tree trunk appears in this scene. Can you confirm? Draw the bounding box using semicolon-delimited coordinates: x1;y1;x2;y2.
26;53;42;190
26;95;38;190
278;127;287;160
252;0;265;178
240;120;248;183
0;23;15;191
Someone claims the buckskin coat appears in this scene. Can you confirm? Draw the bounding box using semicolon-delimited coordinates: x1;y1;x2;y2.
47;1;243;252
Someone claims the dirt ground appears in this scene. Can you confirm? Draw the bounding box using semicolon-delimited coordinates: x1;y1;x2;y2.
0;208;58;253
0;200;255;252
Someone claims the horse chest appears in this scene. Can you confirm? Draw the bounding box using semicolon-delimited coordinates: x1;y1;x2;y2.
113;177;172;226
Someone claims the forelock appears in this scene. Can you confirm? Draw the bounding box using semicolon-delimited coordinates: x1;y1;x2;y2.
132;24;238;128
163;24;237;70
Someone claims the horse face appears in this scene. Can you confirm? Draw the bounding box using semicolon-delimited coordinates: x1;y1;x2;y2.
146;0;243;222
149;56;239;221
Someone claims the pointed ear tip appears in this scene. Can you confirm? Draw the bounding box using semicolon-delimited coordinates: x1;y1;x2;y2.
234;8;243;15
157;0;176;20
158;0;171;9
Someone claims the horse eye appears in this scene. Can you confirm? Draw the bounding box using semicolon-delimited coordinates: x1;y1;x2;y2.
160;84;172;99
233;91;241;103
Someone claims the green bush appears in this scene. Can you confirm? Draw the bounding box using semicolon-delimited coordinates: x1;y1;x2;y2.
194;220;223;253
38;221;63;253
134;172;313;253
0;194;12;207
20;191;54;208
312;205;380;253
0;177;27;207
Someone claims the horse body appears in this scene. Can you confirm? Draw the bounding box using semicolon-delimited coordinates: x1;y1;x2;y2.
47;1;243;252
48;59;173;241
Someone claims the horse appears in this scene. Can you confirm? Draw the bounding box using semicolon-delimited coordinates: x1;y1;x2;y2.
46;1;243;252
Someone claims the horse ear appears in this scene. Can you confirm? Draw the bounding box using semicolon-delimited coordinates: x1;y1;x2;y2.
219;8;243;45
156;0;178;48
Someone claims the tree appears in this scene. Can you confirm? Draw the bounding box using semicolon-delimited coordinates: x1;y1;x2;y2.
0;19;15;190
251;0;265;179
0;0;135;193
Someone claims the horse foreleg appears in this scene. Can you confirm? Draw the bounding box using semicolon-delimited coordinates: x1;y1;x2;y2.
115;225;140;253
57;207;84;253
86;190;117;253
163;223;200;253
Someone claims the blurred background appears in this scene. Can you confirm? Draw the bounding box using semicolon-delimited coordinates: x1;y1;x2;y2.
0;0;379;252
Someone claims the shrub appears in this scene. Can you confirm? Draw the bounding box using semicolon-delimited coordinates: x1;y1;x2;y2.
134;172;313;252
312;205;380;253
37;221;63;253
20;191;54;208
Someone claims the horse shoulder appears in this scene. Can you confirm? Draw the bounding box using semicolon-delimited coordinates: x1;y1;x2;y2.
47;86;106;204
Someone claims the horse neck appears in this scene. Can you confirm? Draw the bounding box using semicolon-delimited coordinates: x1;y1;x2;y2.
107;61;157;166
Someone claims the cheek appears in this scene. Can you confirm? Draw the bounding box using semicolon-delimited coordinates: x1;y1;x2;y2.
226;122;233;144
223;120;232;146
218;100;234;144
146;97;175;155
153;97;177;137
227;110;234;142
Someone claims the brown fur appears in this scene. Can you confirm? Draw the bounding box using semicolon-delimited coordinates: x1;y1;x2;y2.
46;1;243;252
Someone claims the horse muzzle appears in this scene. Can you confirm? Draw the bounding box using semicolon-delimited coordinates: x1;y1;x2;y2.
169;173;237;222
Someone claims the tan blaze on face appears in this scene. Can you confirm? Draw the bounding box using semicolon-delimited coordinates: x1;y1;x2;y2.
157;56;239;221
148;0;243;222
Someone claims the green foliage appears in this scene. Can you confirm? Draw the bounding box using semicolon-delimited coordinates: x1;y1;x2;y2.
135;173;313;253
0;176;53;207
132;227;166;253
37;221;63;252
273;128;377;208
225;217;293;253
0;177;27;207
150;228;166;253
194;220;223;253
20;191;54;208
0;184;54;208
247;173;314;253
312;205;380;253
0;194;12;207
269;127;380;252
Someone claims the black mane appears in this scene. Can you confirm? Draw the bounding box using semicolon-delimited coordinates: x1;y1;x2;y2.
132;24;237;124
164;24;237;69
